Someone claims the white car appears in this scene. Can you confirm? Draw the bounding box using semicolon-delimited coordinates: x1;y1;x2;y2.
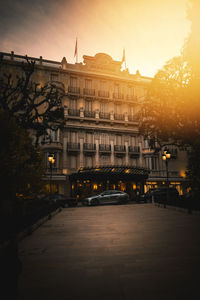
82;190;130;206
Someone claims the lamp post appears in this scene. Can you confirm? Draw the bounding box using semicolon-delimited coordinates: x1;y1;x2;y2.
48;154;55;198
162;149;171;207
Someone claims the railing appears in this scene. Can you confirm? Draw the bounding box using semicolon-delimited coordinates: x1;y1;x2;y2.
128;146;140;153
84;110;96;118
68;109;80;116
99;144;111;152
114;114;125;121
128;115;138;122
67;142;80;151
149;170;180;178
83;143;96;151
83;88;95;96
99;112;110;119
113;93;124;100
98;91;109;98
68;86;80;94
127;95;137;101
114;145;126;152
45;168;63;175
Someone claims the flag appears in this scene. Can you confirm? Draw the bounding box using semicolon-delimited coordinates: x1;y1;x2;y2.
122;48;125;63
74;38;78;60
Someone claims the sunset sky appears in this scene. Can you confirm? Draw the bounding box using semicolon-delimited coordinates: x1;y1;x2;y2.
1;0;190;77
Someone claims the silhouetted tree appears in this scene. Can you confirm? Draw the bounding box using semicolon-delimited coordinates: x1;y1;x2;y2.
0;57;65;146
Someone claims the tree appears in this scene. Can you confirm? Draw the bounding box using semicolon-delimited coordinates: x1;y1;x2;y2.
0;57;65;146
139;0;200;192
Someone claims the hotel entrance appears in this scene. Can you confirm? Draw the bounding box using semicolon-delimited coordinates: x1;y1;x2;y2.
69;166;149;200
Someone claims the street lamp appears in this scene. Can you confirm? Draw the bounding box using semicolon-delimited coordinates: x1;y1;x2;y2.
48;154;55;197
162;148;171;207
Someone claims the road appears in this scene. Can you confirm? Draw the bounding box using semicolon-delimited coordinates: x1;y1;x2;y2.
18;203;200;300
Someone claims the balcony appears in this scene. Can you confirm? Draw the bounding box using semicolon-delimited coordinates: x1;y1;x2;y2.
45;168;63;175
99;144;111;153
68;109;80;117
99;112;110;120
41;141;63;151
67;142;80;152
142;148;155;155
84;110;96;118
83;143;96;153
127;95;137;101
98;91;109;98
114;113;125;121
113;93;124;100
83;88;95;96
149;170;180;178
128;115;138;122
68;86;80;94
114;145;126;155
128;146;140;156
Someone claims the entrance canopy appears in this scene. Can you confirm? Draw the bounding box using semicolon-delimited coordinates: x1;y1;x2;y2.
70;165;149;182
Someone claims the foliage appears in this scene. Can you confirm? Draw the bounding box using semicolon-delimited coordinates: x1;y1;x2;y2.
0;58;65;146
0;110;44;212
139;0;200;191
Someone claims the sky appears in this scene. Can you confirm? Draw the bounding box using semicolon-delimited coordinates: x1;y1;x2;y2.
0;0;190;77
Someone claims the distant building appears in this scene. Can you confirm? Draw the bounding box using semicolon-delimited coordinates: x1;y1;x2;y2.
0;51;188;198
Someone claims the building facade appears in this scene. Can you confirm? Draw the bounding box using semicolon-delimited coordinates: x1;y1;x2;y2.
0;51;188;198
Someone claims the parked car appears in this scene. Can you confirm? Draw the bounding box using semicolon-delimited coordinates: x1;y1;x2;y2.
139;189;155;203
42;194;78;207
82;190;130;206
152;187;179;203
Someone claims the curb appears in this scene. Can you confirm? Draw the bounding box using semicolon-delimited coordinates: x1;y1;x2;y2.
17;207;62;242
154;203;200;215
0;207;62;253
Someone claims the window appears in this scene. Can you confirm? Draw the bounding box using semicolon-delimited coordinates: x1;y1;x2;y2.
70;99;77;110
50;73;58;81
115;104;121;114
100;102;107;113
70;77;77;87
127;86;134;97
100;81;107;91
100;133;109;144
116;135;122;145
85;100;92;111
49;129;59;142
100;155;110;166
85;79;92;89
70;156;77;170
151;157;158;170
86;156;93;168
86;132;93;143
129;106;134;116
70;131;78;143
114;84;120;94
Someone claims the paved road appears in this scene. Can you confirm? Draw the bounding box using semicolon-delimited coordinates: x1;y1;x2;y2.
18;204;200;300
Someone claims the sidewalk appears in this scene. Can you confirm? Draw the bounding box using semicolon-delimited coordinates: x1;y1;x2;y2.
18;204;200;300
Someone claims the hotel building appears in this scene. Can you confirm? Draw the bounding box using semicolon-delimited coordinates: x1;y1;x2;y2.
0;51;188;198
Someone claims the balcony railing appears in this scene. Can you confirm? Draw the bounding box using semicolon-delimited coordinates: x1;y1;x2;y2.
68;109;80;116
113;93;124;100
149;170;180;178
99;144;111;152
83;143;96;151
45;168;63;175
128;146;140;155
127;95;137;101
98;91;109;98
68;86;80;94
41;141;63;150
67;142;80;152
84;110;96;118
114;145;126;152
128;115;138;122
114;114;125;121
83;88;95;96
99;112;110;119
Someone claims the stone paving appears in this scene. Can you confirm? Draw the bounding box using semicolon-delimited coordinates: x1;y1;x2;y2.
18;204;200;300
